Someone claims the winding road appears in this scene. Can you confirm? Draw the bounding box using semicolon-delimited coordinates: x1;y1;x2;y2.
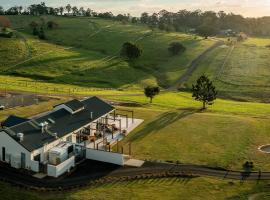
0;160;269;190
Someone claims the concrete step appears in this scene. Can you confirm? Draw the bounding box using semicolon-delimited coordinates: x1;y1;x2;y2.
124;159;145;167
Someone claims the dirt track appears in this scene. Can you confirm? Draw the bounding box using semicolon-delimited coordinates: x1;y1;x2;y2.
169;40;224;90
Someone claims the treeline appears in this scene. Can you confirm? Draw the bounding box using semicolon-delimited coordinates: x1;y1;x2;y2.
140;10;270;36
1;2;270;36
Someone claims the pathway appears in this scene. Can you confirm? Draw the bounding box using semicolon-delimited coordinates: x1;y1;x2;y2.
0;160;270;190
169;40;224;90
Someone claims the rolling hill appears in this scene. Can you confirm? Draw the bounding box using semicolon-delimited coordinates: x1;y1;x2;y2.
0;15;215;90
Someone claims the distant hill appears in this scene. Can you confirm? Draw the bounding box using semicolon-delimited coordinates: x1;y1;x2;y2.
0;15;215;89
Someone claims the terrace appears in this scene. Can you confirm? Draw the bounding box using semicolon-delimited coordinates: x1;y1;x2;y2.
75;110;143;152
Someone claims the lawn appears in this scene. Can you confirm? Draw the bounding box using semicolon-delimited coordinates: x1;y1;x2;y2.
0;178;269;200
108;92;270;170
0;16;215;90
110;92;270;116
186;37;270;102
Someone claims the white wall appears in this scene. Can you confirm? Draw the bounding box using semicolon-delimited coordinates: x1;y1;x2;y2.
86;148;124;165
31;160;39;172
0;131;33;170
31;132;75;163
47;156;75;177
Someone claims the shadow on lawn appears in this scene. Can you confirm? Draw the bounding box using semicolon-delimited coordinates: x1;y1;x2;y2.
128;108;199;143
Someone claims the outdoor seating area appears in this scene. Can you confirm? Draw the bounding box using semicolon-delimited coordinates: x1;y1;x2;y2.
76;112;143;151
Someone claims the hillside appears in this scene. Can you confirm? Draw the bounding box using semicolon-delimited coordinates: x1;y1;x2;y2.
0;15;215;90
186;37;270;102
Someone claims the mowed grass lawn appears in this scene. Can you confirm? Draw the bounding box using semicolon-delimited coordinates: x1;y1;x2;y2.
186;37;270;102
0;178;269;200
0;15;215;90
110;92;270;170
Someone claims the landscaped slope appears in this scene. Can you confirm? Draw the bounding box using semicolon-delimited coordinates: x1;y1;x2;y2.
0;178;269;200
1;16;215;89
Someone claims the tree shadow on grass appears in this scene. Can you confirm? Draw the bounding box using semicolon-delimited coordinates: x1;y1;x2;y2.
128;108;199;143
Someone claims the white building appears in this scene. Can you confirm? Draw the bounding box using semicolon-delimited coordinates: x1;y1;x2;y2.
0;96;136;178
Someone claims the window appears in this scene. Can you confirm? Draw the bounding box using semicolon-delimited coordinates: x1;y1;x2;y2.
34;154;41;162
66;135;72;142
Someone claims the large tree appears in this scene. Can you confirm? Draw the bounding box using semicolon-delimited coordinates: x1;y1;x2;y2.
65;4;71;14
192;75;217;109
79;7;85;15
72;6;78;15
85;8;92;16
140;12;149;24
59;7;64;15
121;42;142;60
144;86;160;103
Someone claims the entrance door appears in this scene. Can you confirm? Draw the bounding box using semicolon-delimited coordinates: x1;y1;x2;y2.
21;153;26;168
2;147;5;161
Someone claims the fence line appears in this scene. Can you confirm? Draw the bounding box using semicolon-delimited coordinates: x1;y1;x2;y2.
0;79;118;96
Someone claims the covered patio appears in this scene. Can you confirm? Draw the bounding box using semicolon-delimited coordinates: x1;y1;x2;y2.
74;109;143;152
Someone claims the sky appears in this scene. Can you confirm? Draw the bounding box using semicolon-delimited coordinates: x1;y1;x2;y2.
1;0;270;17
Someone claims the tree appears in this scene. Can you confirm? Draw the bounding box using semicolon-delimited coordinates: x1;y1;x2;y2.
66;4;71;14
0;6;4;15
144;86;160;103
141;12;149;24
38;27;46;39
18;6;23;14
72;6;78;16
131;17;138;24
79;7;85;16
121;42;142;60
168;42;186;55
197;23;218;39
59;7;64;15
192;75;217;109
85;8;92;16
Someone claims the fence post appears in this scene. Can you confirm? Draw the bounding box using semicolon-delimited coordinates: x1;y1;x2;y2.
129;143;131;156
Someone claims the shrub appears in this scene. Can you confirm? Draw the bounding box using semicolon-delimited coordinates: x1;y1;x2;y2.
0;32;13;38
38;27;46;40
0;16;12;28
32;26;39;36
47;21;59;29
168;42;186;55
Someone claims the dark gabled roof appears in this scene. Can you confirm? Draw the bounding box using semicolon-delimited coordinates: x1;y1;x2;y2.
63;99;84;112
2;115;29;128
3;96;115;152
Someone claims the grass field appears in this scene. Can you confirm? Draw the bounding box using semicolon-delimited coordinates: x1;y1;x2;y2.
0;15;215;90
0;97;65;121
186;37;270;102
0;89;269;198
1;15;270;199
0;178;269;200
110;92;270;171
